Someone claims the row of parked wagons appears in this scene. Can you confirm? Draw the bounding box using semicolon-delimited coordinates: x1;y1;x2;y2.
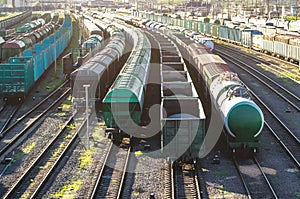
0;13;60;62
0;10;32;29
0;14;73;101
144;13;300;64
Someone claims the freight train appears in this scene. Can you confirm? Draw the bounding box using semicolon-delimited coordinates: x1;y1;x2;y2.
67;14;152;144
111;13;264;153
0;10;32;30
80;18;103;57
146;30;206;161
69;21;127;109
142;13;300;66
102;25;151;130
0;14;60;62
162;27;264;153
0;13;73;101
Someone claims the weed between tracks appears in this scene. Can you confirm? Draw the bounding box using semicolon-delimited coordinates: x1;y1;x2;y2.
21;142;37;154
52;179;83;198
79;149;94;169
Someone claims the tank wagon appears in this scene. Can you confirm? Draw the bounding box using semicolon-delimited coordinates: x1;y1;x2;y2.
102;27;151;133
80;18;103;56
70;25;126;109
0;14;73;101
167;29;264;153
16;18;45;33
0;15;59;62
0;10;32;29
148;30;205;161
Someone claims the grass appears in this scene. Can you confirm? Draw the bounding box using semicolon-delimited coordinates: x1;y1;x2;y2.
0;12;20;21
36;77;63;93
214;187;234;198
79;149;94;169
279;77;294;85
213;170;227;177
13;153;22;161
55;112;66;117
52;179;83;199
98;121;106;126
62;103;72;111
91;126;105;142
134;151;144;156
21;142;37;154
250;82;260;87
66;123;76;130
132;192;140;197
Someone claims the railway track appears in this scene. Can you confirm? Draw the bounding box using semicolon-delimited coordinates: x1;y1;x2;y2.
90;137;131;199
172;162;202;199
252;91;300;168
215;46;300;168
234;156;278;199
0;81;70;160
0;104;21;135
215;47;300;112
2;114;80;198
216;44;300;84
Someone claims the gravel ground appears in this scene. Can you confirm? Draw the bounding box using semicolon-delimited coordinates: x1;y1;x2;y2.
122;138;167;199
40;114;111;198
0;112;71;196
205;44;300;198
198;136;249;199
256;127;300;198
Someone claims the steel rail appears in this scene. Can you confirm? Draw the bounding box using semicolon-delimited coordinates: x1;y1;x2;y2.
0;88;70;158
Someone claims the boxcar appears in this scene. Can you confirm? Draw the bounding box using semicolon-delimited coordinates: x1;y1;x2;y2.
241;29;263;48
274;41;288;58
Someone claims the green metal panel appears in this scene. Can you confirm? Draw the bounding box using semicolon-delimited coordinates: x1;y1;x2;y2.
103;88;140;103
89;34;103;43
191;21;198;31
0;57;34;95
162;119;205;159
102;101;141;128
183;19;187;29
179;19;184;27
227;104;263;142
199;22;205;33
211;25;219;37
171;18;175;26
166;16;172;25
204;23;212;35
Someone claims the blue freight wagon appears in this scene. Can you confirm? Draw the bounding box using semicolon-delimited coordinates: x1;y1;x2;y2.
0;14;73;101
0;57;34;100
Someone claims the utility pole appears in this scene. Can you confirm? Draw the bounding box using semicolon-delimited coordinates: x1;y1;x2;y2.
266;0;270;15
83;84;90;150
54;35;57;73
